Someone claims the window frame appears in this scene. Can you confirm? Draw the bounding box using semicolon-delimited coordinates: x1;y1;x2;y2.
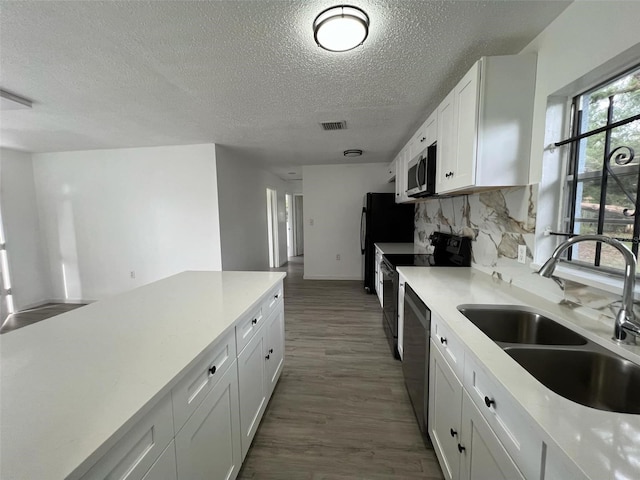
560;64;640;276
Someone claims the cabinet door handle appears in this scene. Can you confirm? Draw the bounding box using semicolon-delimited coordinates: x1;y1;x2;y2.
457;443;466;453
269;348;274;354
450;428;457;437
208;365;217;376
274;293;280;299
252;318;258;325
265;354;271;360
484;396;496;408
440;337;447;345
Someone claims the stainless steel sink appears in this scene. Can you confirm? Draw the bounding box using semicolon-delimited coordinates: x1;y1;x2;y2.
457;305;588;346
504;347;640;414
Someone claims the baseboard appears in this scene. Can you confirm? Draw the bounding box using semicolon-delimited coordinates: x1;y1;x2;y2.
303;275;362;281
48;298;96;305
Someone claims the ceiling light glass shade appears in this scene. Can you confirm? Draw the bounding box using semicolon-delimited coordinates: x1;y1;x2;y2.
313;6;369;52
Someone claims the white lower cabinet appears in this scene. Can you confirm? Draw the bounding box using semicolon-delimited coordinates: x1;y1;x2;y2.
80;281;284;480
265;306;285;397
429;338;527;480
142;441;177;480
81;394;174;480
175;362;242;480
459;391;524;480
237;319;268;460
237;302;285;460
429;340;463;480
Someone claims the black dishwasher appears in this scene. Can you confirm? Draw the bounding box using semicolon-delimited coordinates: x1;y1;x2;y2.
402;284;431;438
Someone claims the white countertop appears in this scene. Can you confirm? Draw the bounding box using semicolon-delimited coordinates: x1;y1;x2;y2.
398;266;640;480
375;242;429;254
0;270;286;480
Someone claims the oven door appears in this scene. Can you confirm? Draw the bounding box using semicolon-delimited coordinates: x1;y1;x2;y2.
381;259;399;358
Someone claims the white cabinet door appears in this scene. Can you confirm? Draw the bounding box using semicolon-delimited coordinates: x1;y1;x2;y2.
81;395;174;480
429;341;463;480
375;248;384;307
237;327;268;460
424;111;437;146
459;391;524;480
265;305;285;397
395;148;411;203
175;362;242;480
436;90;456;193
450;61;480;191
142;442;177;480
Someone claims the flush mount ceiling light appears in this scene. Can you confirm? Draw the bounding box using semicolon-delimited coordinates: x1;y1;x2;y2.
343;149;363;157
313;5;369;52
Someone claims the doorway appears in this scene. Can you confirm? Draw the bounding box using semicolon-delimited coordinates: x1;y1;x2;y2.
294;195;304;256
266;188;279;268
0;208;15;325
286;194;294;258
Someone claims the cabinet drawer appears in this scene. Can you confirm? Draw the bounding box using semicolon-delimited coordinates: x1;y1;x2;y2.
81;394;173;480
172;329;236;433
236;304;265;354
431;311;464;379
262;282;283;322
141;441;177;480
463;354;542;480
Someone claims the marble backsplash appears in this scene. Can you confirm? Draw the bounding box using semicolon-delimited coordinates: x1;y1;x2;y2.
414;185;639;324
414;185;538;285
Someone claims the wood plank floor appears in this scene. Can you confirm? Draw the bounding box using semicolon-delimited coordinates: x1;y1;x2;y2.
238;257;444;479
0;302;87;334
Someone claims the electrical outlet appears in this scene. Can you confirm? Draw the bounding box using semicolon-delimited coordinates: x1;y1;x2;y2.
517;245;527;264
130;270;136;279
336;254;341;261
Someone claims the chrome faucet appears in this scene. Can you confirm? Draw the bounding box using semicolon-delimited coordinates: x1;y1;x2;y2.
537;234;640;345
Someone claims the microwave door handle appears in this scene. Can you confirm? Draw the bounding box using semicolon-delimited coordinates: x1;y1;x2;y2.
415;159;420;190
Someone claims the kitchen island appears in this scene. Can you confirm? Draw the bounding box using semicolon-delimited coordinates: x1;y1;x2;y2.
0;270;286;480
399;266;640;480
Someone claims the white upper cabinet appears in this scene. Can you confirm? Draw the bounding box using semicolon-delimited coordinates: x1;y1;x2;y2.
436;54;536;195
395;148;411;203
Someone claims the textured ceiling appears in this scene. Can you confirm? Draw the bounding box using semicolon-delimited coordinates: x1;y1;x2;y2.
0;0;571;180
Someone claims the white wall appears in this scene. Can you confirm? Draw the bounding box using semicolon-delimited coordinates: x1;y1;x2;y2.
519;1;640;264
32;144;221;302
287;180;303;195
215;145;294;271
303;163;394;280
0;148;52;309
523;0;640;184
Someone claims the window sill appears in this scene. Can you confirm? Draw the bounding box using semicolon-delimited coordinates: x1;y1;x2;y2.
530;262;640;300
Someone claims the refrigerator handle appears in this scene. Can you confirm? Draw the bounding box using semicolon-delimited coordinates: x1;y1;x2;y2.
360;207;366;254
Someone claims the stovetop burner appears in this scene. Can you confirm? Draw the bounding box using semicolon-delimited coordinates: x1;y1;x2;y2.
382;232;472;269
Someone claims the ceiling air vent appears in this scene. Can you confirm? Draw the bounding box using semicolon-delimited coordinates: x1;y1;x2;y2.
320;121;347;131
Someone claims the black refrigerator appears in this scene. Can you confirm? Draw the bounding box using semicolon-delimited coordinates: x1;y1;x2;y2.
360;193;415;293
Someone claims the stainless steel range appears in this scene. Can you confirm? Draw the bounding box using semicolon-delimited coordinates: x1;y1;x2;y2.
381;232;472;359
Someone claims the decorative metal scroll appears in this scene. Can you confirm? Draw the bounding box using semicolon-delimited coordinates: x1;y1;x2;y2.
604;145;637;217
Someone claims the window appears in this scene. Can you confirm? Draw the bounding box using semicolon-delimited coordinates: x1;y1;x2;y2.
562;66;640;274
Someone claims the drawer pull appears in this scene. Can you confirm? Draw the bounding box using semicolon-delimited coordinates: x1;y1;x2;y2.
252;318;258;325
457;443;466;453
484;396;496;408
450;428;457;438
269;348;274;354
265;354;271;360
274;293;280;299
208;365;217;376
440;337;447;345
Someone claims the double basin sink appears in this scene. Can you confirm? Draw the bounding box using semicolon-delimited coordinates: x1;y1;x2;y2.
457;305;640;414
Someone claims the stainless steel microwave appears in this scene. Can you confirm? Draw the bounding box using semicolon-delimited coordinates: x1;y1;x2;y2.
406;143;436;198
